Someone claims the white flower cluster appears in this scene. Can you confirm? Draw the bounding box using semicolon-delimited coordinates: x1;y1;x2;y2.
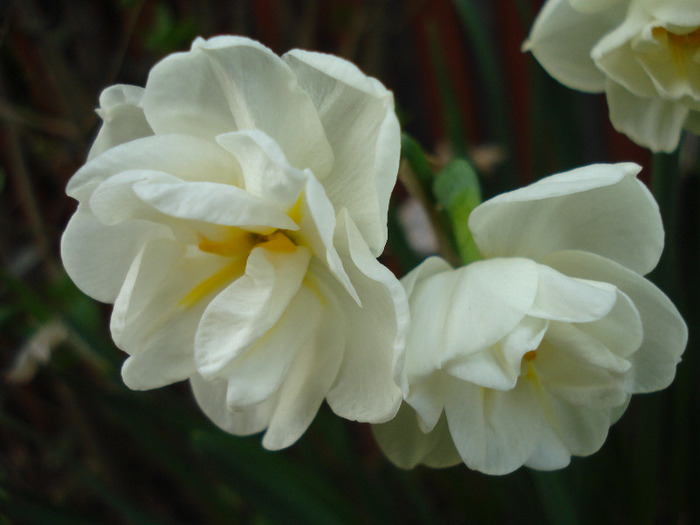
526;0;700;152
62;36;686;474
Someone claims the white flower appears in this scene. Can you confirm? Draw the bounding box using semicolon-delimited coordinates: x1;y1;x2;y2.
61;36;409;450
373;163;687;474
525;0;700;152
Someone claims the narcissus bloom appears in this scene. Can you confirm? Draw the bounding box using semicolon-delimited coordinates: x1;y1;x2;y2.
61;36;408;449
525;0;700;152
373;163;686;475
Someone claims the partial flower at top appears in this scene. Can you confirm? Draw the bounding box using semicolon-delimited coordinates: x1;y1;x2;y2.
525;0;700;152
373;163;687;475
61;36;409;450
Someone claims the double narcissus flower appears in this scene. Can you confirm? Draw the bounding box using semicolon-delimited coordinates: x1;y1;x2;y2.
373;163;687;475
525;0;700;152
61;36;408;449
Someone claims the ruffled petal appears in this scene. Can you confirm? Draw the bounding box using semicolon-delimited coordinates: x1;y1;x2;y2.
445;379;545;475
220;285;322;408
469;163;664;275
568;0;625;14
283;49;400;255
194;246;311;378
68;134;241;201
190;374;277;437
372;404;461;469
543;250;686;393
405;257;539;381
639;0;700;26
142;36;334;179
60;204;170;303
216;130;306;210
524;0;625;92
261;314;345;450
605;80;690;153
88;85;153;161
530;264;617;322
323;210;408;423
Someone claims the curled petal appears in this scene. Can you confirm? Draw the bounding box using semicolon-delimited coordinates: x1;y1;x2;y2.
194;246;311;378
469;163;664;275
524;0;625;92
543;250;686;394
88;85;153;161
143;36;334;178
283;49;400;255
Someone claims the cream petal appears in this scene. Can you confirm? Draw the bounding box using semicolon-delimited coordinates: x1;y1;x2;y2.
142;36;334;179
524;0;624;92
216;130;306;210
469;162;664;275
547;398;615;458
88;85;153;161
89;170;296;233
261;315;345;450
298;176;359;304
283;49;400;255
445;380;544;475
568;0;625;14
319;211;408;423
536;328;631;407
530;264;617;323
194;246;311;378
401;256;453;298
406;373;452;433
221;286;322;409
190;374;277;437
371;404;461;469
543;250;686;393
116;241;231;389
605;80;690;153
60;204;170;303
591;6;660;98
68;134;241;201
639;0;700;26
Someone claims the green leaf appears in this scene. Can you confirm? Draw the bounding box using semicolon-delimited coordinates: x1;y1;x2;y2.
433;159;482;264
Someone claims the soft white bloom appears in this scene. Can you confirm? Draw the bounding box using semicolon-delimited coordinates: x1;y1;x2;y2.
525;0;700;152
61;36;409;449
373;163;686;474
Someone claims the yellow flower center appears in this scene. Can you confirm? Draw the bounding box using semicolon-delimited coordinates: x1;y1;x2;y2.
179;198;303;309
522;350;538;362
652;26;700;74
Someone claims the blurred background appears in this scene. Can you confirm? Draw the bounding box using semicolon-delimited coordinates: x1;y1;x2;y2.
1;0;698;523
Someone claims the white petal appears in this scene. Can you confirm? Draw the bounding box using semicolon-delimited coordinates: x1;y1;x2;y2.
445;379;544;475
261;314;345;450
297;175;359;304
536;327;631;407
568;0;624;14
318;211;408;423
543;250;687;393
524;0;625;92
68;134;241;201
406;258;539;381
372;403;461;469
142;36;334;179
194;246;311;378
401;256;453;298
530;264;617;323
605;80;690;153
216;130;306;210
88;85;153;160
60;204;170;303
547;398;615;458
284;50;400;255
639;0;700;26
190;374;276;437
469;163;664;275
591;6;660;98
116;240;230;389
221;285;322;408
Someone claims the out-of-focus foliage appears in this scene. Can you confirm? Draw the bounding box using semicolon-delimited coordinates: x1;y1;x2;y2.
1;0;698;524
